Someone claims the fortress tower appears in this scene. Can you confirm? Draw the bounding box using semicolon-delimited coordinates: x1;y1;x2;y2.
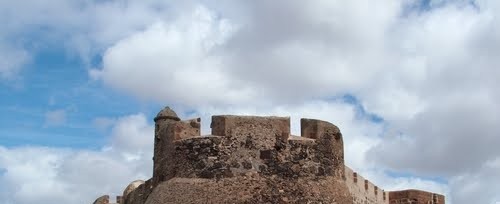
94;107;445;204
152;107;200;184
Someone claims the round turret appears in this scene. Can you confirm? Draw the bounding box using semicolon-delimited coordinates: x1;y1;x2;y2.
123;180;145;199
154;106;180;122
93;195;109;204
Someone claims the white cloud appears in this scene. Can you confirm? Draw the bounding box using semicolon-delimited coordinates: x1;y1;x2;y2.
0;113;153;204
449;157;500;204
0;0;187;76
94;1;405;106
0;45;30;79
107;114;154;155
94;5;246;106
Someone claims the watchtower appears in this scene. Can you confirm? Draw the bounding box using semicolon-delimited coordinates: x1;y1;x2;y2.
152;107;200;185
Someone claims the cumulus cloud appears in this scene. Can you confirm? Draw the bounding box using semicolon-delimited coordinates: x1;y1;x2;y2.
0;113;153;204
107;114;154;156
366;0;500;174
95;1;404;106
449;157;500;204
94;5;247;106
0;0;185;68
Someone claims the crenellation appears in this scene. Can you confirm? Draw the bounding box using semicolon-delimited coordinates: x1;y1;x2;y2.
154;114;350;181
171;117;201;140
344;166;389;204
389;190;445;204
94;107;445;204
211;115;291;142
154;115;350;182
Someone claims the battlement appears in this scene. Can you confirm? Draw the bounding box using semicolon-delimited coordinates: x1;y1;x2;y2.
152;110;345;184
389;189;445;204
344;166;388;204
94;107;445;204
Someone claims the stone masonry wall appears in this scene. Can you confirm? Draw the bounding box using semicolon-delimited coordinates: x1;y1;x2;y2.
94;107;445;204
136;115;353;203
152;116;346;182
344;166;388;204
389;190;445;204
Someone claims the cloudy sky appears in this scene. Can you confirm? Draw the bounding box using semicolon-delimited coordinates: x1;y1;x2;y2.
0;0;499;203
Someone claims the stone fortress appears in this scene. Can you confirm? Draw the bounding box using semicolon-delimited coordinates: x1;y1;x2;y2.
94;107;445;204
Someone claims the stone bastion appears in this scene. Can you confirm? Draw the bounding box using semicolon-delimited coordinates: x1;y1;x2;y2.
93;107;445;204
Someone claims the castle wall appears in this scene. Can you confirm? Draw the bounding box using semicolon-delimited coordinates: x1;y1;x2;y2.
344;166;388;204
144;175;353;204
388;190;445;204
139;115;354;203
151;116;348;181
97;107;445;204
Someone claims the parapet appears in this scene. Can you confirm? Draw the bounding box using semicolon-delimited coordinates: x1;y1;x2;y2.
388;189;445;204
344;166;388;204
152;112;346;183
211;115;290;143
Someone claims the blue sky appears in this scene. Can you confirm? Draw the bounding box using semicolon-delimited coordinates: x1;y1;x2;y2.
1;48;143;148
0;40;167;148
1;1;500;204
